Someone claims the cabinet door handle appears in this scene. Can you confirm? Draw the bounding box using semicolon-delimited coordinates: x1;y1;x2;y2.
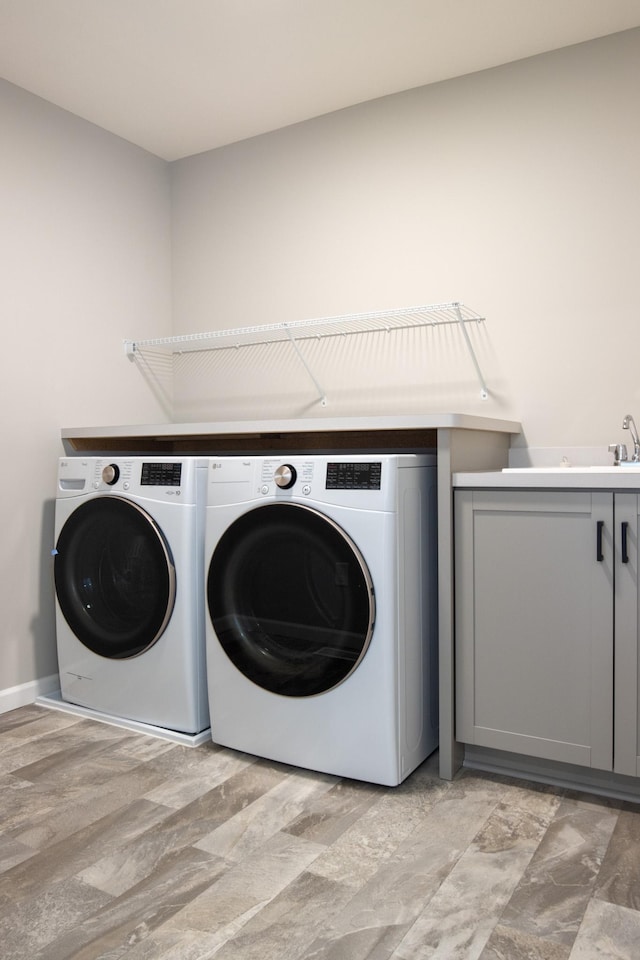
596;520;604;561
621;521;629;563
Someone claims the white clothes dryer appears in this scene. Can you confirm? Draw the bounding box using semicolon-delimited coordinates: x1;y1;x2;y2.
204;454;438;785
53;456;209;734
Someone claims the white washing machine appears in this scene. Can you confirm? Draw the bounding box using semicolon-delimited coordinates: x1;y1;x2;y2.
53;456;209;734
204;454;438;785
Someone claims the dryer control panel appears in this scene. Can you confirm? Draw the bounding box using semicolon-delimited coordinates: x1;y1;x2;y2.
256;458;387;498
207;454;434;511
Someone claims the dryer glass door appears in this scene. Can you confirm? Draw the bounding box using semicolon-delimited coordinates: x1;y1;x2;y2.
207;502;375;697
55;496;176;658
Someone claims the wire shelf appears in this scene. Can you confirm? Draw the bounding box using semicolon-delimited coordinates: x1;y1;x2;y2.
124;301;488;404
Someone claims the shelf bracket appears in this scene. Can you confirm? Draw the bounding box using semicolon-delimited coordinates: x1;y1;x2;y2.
124;340;137;362
453;304;489;400
284;325;328;406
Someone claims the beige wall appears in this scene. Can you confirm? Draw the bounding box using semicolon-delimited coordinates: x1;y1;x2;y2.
0;80;172;702
170;28;640;448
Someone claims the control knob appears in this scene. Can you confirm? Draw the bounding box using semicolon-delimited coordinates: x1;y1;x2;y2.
102;464;120;486
274;464;297;489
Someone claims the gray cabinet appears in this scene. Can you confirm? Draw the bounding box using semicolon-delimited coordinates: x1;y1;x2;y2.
455;489;640;775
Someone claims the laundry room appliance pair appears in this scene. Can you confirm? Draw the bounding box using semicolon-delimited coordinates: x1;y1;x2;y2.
204;453;439;786
53;456;210;736
53;452;438;783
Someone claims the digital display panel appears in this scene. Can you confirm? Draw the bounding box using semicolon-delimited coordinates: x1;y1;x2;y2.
325;462;382;490
141;462;182;486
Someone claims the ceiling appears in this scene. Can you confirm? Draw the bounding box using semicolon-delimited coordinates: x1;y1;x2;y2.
2;0;640;162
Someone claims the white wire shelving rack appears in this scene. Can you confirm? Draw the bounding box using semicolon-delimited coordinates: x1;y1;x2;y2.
124;301;489;405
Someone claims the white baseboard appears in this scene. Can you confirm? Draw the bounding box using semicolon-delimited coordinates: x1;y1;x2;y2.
36;691;212;747
0;674;60;714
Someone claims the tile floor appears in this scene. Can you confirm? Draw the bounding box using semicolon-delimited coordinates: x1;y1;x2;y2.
1;704;640;959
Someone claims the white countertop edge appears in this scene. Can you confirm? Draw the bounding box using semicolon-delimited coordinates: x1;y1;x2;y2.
454;470;640;490
61;413;522;439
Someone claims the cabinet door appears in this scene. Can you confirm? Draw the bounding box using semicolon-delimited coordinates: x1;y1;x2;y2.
614;493;640;777
455;489;614;770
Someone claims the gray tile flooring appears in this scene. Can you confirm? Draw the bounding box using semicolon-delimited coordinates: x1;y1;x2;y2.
2;705;640;959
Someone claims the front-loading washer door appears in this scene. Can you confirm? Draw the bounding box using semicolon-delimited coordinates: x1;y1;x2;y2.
207;502;375;697
55;496;176;659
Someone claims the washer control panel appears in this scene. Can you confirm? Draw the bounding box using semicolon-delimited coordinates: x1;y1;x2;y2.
93;460;134;490
141;462;183;487
57;457;202;503
326;462;382;490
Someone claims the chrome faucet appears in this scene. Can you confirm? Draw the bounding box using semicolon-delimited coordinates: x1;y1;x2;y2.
623;414;640;461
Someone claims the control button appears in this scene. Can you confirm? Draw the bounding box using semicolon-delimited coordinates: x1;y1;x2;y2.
123;482;130;491
261;484;270;495
93;481;100;489
102;464;120;485
274;464;297;489
302;484;312;496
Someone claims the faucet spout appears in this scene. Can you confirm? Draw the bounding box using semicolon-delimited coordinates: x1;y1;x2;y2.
622;414;640;461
